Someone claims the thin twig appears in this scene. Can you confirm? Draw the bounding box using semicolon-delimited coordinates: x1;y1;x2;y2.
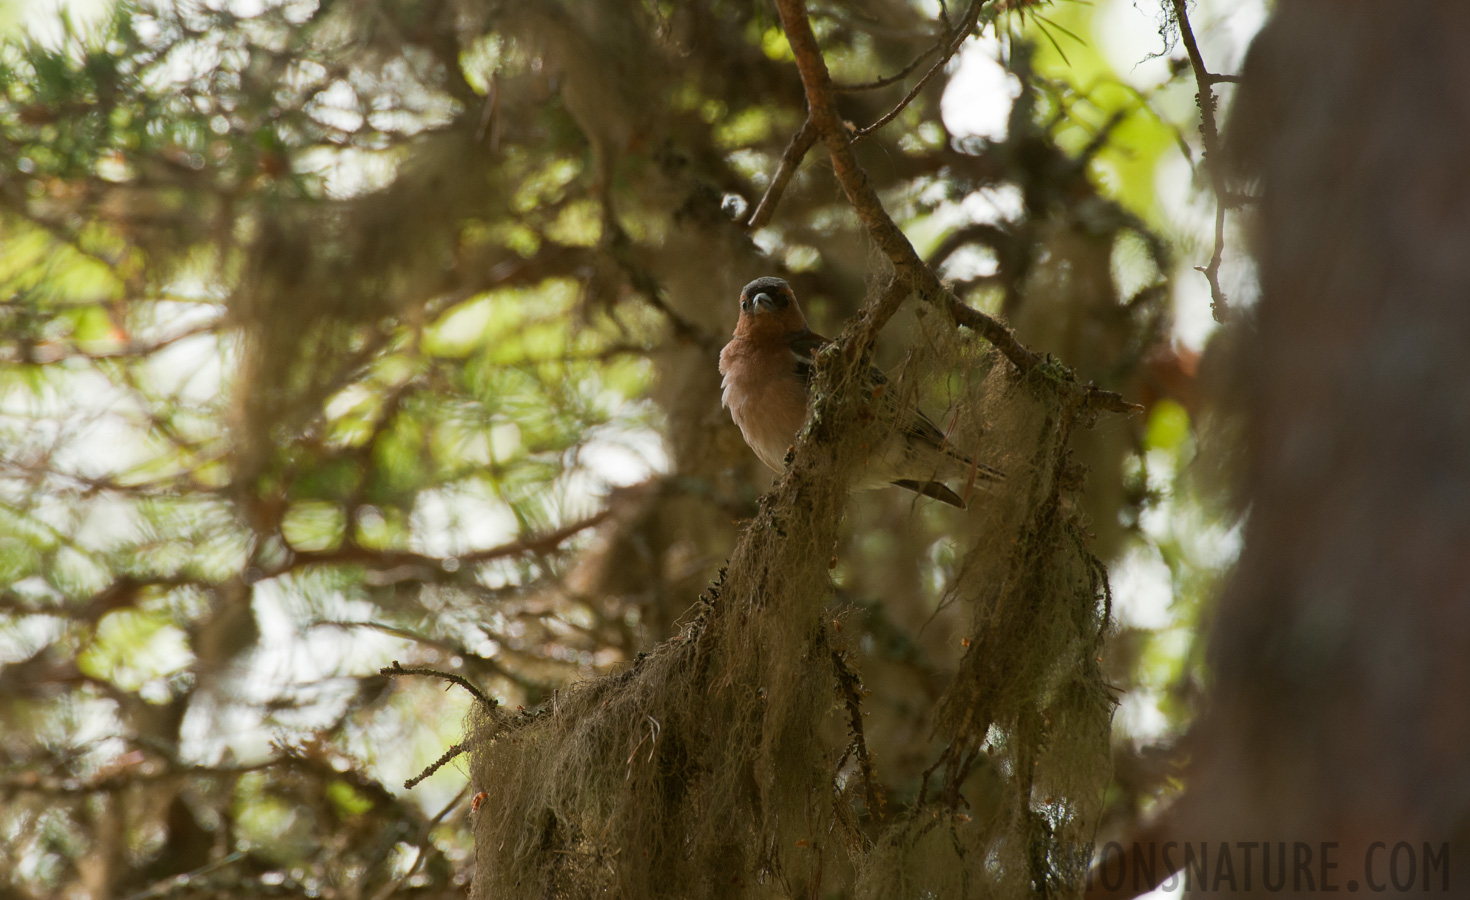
122;851;246;900
747;118;817;229
403;739;471;789
852;0;986;142
918;740;959;807
833;44;940;92
368;787;468;900
288;509;611;576
604;219;713;346
1075;110;1129;169
320;620;548;694
830;646;885;823
1;320;221;366
1170;0;1232;322
381;660;494;709
925;222;1008;269
3;760;284;797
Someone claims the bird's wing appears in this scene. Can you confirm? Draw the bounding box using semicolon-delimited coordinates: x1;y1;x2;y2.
788;329;951;444
786;328;890;389
786;329;829;384
785;327;1001;480
902;407;954;452
903;408;1007;483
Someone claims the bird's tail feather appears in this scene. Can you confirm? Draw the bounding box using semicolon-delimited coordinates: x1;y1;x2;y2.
892;479;967;508
955;450;1006;483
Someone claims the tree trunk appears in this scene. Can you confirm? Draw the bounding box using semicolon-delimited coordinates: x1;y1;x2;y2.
1184;3;1470;889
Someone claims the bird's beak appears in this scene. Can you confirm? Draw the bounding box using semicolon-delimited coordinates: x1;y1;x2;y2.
752;292;776;313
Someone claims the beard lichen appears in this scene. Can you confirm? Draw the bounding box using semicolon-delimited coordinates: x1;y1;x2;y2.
467;304;1117;899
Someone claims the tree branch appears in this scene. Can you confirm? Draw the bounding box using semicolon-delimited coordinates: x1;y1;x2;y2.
852;0;986;142
830;644;885;823
284;509;611;576
1170;0;1233;323
925;222;1009;269
774;0;929;340
403;739;470;790
944;294;1041;372
747;118;817;230
833;44;940;92
775;0;1136;421
380;660;495;709
0;320;222;366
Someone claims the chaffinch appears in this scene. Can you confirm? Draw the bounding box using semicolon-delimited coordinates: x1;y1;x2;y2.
718;276;1003;508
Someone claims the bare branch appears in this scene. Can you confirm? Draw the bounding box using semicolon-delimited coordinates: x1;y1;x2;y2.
747;118;817;230
1170;0;1235;322
852;0;986;142
283;509;612;577
318;619;551;695
603;219;716;347
0;320;222;366
833;44;940;92
380;660;495;709
403;739;471;790
925;222;1009;269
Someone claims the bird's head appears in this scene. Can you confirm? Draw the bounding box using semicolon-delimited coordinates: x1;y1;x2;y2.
735;276;807;337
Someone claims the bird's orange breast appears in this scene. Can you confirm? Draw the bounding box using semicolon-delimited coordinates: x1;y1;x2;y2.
719;338;810;473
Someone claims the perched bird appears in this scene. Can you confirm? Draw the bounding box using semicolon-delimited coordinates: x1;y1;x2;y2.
718;276;1003;508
